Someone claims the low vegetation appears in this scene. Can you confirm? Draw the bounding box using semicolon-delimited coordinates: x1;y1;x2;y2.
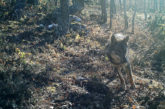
0;0;165;109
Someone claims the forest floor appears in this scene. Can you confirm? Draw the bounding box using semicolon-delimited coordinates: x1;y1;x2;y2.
1;6;165;109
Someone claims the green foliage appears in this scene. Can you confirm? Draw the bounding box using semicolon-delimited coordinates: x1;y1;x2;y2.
147;14;165;40
0;0;41;20
152;45;165;72
148;14;165;72
0;40;36;109
0;0;16;19
27;0;39;5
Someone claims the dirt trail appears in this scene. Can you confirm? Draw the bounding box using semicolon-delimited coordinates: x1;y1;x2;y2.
1;8;164;108
32;13;165;108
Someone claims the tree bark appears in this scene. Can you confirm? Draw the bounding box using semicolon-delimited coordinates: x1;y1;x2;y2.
101;0;107;23
13;0;27;19
147;0;151;12
119;0;122;10
71;0;84;14
27;0;39;5
55;0;58;6
129;0;132;9
73;0;84;9
60;0;69;34
132;0;137;33
144;0;147;20
154;0;158;12
159;0;164;12
123;0;128;30
110;0;116;29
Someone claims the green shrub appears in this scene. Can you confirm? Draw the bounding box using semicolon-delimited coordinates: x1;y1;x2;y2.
0;40;36;109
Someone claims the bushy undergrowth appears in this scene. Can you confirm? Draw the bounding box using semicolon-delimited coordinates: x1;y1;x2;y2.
0;40;36;109
147;13;165;72
147;13;165;40
152;45;165;72
0;0;39;20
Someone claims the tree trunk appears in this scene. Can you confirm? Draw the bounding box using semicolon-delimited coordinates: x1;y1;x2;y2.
55;0;58;6
112;0;116;14
132;1;137;33
73;0;84;9
147;0;151;12
81;0;85;8
129;0;132;9
60;0;69;34
154;0;158;12
110;0;116;29
27;0;39;5
123;0;128;30
110;11;113;29
159;0;164;12
144;0;147;20
148;0;154;12
101;0;107;23
71;0;84;14
72;0;76;7
13;0;27;19
119;0;122;10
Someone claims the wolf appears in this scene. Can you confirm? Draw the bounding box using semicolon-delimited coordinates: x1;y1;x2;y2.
105;33;135;90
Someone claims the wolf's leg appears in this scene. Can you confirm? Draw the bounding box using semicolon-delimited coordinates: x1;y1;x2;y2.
125;63;135;89
115;66;127;90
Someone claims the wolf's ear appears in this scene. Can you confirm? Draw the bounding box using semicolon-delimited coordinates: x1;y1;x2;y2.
124;36;129;42
111;34;117;44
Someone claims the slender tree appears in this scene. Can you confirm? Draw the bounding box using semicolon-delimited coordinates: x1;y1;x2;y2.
154;0;158;12
129;0;132;9
60;0;69;34
148;0;154;12
110;0;116;29
101;0;107;23
123;0;128;30
159;0;164;12
55;0;58;6
144;0;147;20
27;0;39;5
73;0;84;9
147;0;151;12
119;0;122;10
81;0;85;8
132;0;137;33
72;0;76;6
